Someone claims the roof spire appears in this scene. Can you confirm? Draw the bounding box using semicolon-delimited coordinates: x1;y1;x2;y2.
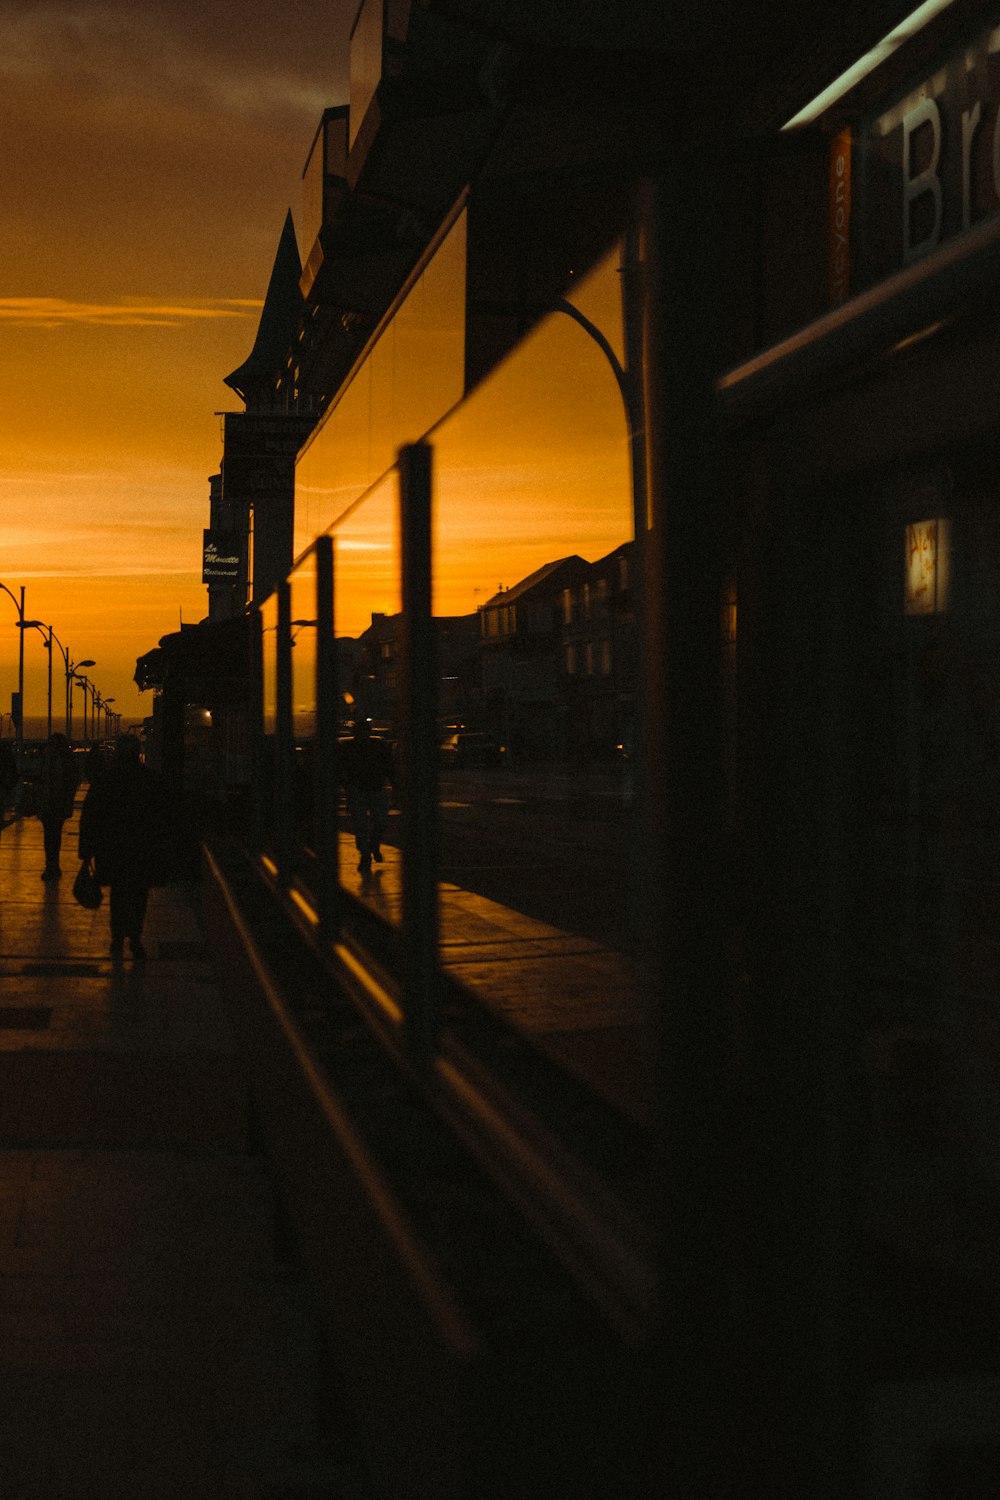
223;210;304;406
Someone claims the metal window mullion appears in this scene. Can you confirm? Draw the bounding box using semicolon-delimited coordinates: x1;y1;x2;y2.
249;608;266;850
275;580;295;885
399;442;439;1058
314;535;341;938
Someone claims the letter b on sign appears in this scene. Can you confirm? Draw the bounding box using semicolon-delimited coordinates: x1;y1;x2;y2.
903;98;942;263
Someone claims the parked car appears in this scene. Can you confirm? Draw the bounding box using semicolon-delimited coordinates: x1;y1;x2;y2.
439;731;503;767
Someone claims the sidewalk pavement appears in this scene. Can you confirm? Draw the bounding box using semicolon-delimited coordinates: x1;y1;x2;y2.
0;803;343;1499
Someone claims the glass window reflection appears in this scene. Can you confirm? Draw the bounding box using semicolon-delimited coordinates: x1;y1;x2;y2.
428;242;652;1118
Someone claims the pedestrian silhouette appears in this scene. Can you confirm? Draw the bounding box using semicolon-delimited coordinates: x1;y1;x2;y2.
0;740;17;833
78;734;168;961
35;732;79;880
340;718;393;874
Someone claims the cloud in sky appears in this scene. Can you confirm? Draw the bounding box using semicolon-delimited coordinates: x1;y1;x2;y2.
0;297;262;328
1;0;354;300
0;0;358;724
0;3;341;121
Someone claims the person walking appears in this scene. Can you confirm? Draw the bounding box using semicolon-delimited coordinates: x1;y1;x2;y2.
0;740;17;833
78;734;167;960
35;732;79;880
340;718;393;874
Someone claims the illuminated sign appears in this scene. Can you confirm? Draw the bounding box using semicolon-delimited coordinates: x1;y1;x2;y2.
203;530;242;583
859;19;1000;286
904;517;950;614
828;128;852;305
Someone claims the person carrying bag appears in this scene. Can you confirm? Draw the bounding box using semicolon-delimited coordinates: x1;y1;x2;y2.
72;858;103;909
78;735;167;961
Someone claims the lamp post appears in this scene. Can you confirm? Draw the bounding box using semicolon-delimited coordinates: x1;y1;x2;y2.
102;698;116;740
20;621;55;741
0;582;27;753
73;674;92;747
67;659;95;744
48;627;68;737
92;685;112;744
34;627;72;738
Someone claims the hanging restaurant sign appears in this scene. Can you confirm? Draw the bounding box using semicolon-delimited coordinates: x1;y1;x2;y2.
202;530;243;583
221;411;315;506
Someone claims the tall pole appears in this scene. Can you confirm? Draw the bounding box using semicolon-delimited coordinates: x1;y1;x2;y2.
45;629;52;740
51;633;68;738
66;657;95;744
19;622;53;741
0;583;26;754
16;587;24;753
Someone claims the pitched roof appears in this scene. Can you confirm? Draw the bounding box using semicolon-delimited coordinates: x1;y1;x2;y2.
481;556;588;608
223;211;305;404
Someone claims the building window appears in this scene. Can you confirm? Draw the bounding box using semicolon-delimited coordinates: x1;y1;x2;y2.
562;587;573;625
618;554;629;590
583;583;592;620
565;643;577;675
599;640;612;675
585;642;594;675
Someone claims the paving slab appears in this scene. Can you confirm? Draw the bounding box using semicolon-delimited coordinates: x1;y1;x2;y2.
0;803;345;1498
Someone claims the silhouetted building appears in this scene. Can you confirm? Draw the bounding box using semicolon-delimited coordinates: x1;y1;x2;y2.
219;211;318;605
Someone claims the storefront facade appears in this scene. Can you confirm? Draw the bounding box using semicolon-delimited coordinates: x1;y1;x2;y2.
199;3;1000;1495
721;4;1000;1487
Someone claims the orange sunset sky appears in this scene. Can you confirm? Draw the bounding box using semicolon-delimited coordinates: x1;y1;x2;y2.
1;0;357;733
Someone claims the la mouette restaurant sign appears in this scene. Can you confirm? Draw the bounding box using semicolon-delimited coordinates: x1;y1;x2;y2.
203;531;242;583
835;17;1000;300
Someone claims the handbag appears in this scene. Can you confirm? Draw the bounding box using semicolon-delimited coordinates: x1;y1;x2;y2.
72;858;103;910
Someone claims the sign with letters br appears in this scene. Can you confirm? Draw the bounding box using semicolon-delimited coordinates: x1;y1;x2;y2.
857;19;1000;289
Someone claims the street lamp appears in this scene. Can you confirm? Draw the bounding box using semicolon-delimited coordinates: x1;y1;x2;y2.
102;698;116;740
67;659;94;743
0;582;26;752
20;621;55;740
74;678;95;747
90;683;113;743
